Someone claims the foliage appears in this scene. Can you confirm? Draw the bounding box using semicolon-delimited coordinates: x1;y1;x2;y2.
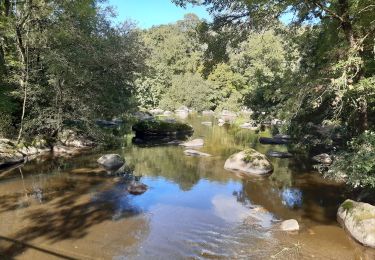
132;120;193;134
327;131;375;189
0;0;145;142
159;73;216;111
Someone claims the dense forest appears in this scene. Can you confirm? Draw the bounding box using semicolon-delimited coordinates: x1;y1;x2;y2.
0;0;374;190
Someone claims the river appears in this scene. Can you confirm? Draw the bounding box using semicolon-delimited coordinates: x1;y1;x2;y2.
0;115;373;259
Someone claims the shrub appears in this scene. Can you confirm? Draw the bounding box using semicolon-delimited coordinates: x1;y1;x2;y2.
327;131;375;189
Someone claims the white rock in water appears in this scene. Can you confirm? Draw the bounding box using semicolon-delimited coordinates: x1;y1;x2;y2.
338;199;375;248
280;219;299;231
184;149;211;157
180;139;204;147
224;149;273;175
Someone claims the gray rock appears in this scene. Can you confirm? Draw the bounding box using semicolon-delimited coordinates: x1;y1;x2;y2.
201;121;212;126
149;108;164;115
280;219;299;231
180;138;204;147
127;181;148;195
202;110;215;116
184;149;211;157
224;149;273;175
133;111;153;120
312;153;332;165
163;111;173;116
59;129;95;148
338;199;375;248
97;154;125;171
220;110;237;123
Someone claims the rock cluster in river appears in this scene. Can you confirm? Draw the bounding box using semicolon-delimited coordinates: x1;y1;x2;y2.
337;199;375;248
224;149;273;175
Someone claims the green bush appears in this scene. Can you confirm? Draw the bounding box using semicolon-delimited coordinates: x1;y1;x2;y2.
327;131;375;189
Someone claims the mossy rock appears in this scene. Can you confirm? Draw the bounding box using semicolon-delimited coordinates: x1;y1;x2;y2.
132;120;193;137
224;148;273;176
338;199;375;248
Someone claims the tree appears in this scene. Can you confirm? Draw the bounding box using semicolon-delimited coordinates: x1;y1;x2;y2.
159;73;215;111
173;0;375;133
136;14;205;109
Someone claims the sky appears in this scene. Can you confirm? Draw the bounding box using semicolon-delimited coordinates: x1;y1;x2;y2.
107;0;212;28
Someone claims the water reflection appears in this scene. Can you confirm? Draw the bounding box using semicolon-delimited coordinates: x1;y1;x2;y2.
281;188;303;208
0;114;371;259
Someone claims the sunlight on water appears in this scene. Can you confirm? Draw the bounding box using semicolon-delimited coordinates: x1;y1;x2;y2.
0;115;373;259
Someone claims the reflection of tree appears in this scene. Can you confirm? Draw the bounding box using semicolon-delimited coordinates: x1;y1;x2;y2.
128;146;201;191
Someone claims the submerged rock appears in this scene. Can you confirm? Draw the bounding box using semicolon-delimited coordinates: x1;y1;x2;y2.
280;219;300;231
267;151;293;158
259;137;289;145
201;121;212;126
184;149;211;157
312;153;332;165
273;134;291;140
224;149;273;175
97;154;125;171
338;199;375;248
127;181;148;195
180;138;204;147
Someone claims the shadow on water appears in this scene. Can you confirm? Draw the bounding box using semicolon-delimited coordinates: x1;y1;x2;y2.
0;170;144;258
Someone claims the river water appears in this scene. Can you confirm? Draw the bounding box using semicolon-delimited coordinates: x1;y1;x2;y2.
0;115;373;259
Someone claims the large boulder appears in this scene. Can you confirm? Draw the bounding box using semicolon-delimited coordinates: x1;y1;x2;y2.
97;154;125;171
337;199;375;248
224;149;273;175
180;138;204;147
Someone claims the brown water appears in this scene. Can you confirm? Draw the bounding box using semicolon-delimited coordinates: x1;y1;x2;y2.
0;115;374;259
